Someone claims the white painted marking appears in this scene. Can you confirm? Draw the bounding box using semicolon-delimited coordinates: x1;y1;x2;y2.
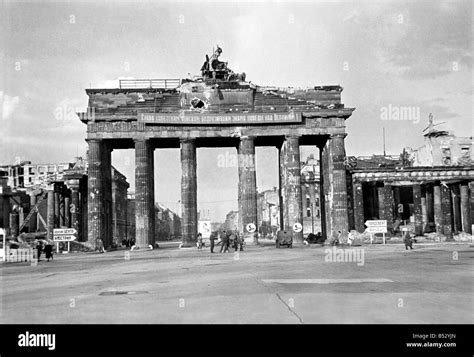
262;278;393;284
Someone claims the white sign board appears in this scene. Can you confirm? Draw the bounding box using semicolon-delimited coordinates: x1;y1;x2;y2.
366;226;388;234
198;221;211;239
53;228;77;235
365;220;387;227
53;235;77;242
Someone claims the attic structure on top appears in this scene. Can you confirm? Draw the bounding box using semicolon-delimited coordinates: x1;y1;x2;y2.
78;46;355;249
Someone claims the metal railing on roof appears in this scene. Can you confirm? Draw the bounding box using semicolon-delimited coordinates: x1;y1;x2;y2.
119;79;181;89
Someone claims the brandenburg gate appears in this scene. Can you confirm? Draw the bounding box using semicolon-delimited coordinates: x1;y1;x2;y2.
77;47;355;249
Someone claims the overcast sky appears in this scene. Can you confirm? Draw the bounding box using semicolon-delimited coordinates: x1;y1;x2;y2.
1;0;472;221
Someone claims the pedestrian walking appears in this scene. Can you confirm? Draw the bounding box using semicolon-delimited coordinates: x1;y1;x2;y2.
220;230;229;253
197;233;203;249
44;243;54;262
403;231;414;250
36;240;43;262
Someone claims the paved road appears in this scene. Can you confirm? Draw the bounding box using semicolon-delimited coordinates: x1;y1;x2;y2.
1;242;473;324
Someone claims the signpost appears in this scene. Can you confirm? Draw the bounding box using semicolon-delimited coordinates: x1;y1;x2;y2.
53;228;77;253
365;220;387;244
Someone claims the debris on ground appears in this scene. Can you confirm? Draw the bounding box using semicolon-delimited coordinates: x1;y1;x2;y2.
347;230;364;246
453;232;472;242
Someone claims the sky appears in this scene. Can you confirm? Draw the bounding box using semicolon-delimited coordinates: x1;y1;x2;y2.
1;0;472;221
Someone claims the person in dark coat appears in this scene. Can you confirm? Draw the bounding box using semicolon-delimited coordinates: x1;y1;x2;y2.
36;240;43;262
220;231;230;253
44;244;53;262
403;231;414;250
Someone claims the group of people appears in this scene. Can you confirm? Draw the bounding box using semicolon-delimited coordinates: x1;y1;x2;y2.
35;240;54;262
202;230;244;253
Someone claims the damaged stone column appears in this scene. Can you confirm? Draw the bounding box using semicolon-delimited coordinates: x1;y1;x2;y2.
433;182;443;234
67;179;81;240
460;181;472;234
238;136;258;244
383;183;395;233
413;184;423;236
452;184;462;233
326;134;349;239
441;183;453;240
180;139;197;248
87;139;111;250
29;192;37;232
135;139;155;249
421;185;428;232
54;186;60;228
320;140;330;240
352;181;365;233
46;184;55;241
281;136;303;244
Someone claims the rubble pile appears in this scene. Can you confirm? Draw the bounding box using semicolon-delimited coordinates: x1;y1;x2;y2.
453;232;472;242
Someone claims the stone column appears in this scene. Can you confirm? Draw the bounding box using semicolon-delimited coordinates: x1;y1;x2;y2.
318;141;328;240
441;183;453;240
383;183;395;233
433;182;442;234
352;181;365;233
452;184;462;233
309;182;317;233
87;139;111;250
64;195;70;228
413;184;423;236
278;146;284;230
148;144;156;246
102;143;113;248
54;186;60;228
10;212;19;238
377;185;385;220
421;185;428;233
46;185;55;241
59;185;65;227
460;181;472;234
282;136;303;244
29;193;37;232
180;139;197;247
327;134;349;237
393;186;402;221
68;179;81;240
238;136;258;244
135;139;155;249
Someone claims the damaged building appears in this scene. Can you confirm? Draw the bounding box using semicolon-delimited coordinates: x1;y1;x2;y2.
347;120;473;238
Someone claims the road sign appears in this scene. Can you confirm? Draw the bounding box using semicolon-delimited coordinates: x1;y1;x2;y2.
365;220;387;227
246;223;256;233
53;235;76;242
366;226;388;234
53;228;77;235
293;222;303;233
